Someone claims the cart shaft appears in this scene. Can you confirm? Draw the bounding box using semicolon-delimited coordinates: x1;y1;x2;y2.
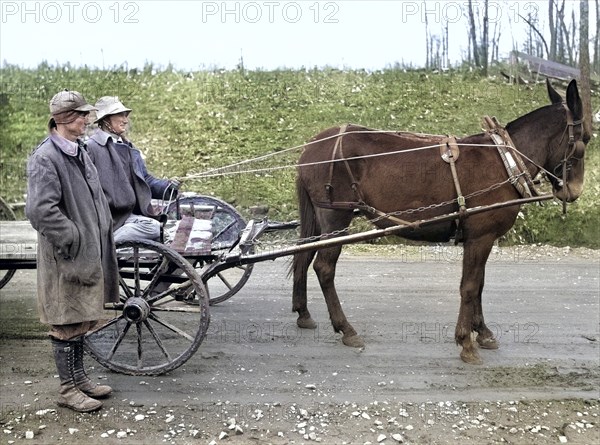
202;194;554;281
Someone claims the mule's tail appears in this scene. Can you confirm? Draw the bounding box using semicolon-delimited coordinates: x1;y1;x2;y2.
288;175;318;280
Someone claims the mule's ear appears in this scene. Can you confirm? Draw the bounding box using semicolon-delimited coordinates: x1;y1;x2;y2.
547;78;563;104
566;79;583;120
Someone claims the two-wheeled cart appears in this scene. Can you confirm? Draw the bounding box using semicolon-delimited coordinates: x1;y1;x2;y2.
0;194;265;375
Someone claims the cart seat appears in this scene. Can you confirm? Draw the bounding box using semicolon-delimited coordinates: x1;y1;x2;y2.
164;206;214;256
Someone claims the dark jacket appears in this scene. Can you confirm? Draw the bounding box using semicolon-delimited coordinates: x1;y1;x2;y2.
86;129;173;229
25;133;119;325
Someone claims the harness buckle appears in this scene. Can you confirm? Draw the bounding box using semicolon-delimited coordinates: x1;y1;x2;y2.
325;183;333;201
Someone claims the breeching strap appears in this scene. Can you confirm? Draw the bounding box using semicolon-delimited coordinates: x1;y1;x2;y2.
325;124;362;203
323;125;412;226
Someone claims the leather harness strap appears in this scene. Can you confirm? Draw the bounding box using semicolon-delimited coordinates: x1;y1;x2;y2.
326;124;363;203
440;136;467;243
317;200;414;227
482;116;538;198
440;136;466;211
322;124;412;226
319;129;473;236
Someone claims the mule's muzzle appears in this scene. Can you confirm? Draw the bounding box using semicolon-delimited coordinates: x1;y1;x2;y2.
553;179;584;203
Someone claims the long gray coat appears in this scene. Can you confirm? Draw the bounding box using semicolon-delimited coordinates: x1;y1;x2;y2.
26;134;119;325
86;130;173;230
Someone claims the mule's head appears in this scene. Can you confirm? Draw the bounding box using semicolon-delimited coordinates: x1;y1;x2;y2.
546;79;589;202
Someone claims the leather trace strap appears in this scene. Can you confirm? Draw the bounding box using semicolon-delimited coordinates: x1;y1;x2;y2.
482;116;538;198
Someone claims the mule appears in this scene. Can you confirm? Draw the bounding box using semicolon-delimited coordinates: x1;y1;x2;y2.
291;79;588;364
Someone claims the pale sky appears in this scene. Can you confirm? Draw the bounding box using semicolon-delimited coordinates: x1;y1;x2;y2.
0;0;590;71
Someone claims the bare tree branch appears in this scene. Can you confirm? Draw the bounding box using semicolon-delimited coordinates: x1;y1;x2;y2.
519;14;550;58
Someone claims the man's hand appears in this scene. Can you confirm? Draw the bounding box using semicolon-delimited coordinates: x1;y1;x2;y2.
168;177;183;190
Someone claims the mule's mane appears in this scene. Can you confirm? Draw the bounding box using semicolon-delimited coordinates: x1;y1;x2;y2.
505;103;563;135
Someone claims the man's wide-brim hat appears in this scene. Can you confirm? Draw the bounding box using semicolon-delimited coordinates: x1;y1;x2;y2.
49;90;96;114
94;96;132;122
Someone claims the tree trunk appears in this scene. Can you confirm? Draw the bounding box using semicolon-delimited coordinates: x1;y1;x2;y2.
443;21;449;70
579;0;592;133
557;0;566;63
571;9;577;64
595;0;600;74
529;14;534;55
482;0;489;76
446;22;450;69
425;10;430;69
467;0;480;67
549;0;557;60
491;22;500;62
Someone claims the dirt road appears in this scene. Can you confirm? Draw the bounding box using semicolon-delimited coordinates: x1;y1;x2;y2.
1;245;598;444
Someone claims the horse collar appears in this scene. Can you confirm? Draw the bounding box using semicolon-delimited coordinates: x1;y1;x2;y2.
482;116;538;198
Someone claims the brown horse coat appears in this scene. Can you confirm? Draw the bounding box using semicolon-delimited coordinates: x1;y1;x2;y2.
292;79;588;364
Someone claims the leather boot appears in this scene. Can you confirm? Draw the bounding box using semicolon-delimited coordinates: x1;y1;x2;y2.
73;337;112;398
52;338;102;412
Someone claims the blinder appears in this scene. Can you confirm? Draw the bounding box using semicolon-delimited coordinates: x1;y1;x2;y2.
573;139;586;160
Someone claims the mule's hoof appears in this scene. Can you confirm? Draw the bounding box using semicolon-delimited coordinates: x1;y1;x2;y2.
297;317;317;329
477;336;499;349
342;334;365;348
460;350;483;365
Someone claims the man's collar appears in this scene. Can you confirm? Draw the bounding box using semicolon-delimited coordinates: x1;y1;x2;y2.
91;128;124;145
49;130;79;156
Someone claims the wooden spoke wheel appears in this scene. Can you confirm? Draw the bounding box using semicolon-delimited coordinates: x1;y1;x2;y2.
0;197;17;289
84;240;210;376
192;258;253;306
166;195;254;305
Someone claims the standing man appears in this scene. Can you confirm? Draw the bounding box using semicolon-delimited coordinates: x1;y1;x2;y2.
86;96;180;243
26;90;119;412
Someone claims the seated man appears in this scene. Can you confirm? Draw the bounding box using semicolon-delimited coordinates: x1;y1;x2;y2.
86;96;179;243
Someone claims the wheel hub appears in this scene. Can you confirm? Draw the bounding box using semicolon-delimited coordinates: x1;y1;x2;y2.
123;297;150;323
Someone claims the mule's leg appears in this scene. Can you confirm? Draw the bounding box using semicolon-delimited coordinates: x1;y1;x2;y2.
473;271;499;350
292;250;318;329
313;245;364;347
456;236;495;364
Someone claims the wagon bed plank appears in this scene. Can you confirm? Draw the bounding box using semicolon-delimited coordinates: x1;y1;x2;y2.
0;221;37;261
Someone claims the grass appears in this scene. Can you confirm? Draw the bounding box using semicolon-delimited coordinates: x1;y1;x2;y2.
1;63;598;247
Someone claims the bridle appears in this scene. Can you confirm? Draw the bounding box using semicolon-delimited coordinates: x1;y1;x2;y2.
552;103;585;213
553;104;585;180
